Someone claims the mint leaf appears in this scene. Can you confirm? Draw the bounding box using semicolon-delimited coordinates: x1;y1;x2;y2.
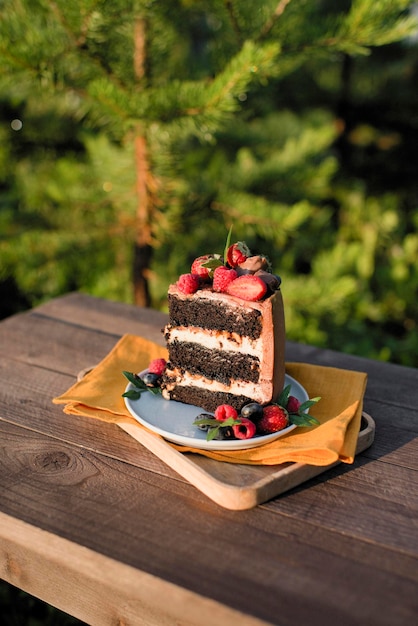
201;257;223;270
298;397;321;413
193;417;218;428
276;384;291;407
122;370;147;390
289;413;319;427
206;426;221;441
122;370;162;399
122;389;142;400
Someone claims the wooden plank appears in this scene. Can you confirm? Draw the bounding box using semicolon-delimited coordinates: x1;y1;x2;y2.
1;421;418;626
0;513;269;626
35;291;167;347
0;416;415;562
0;312;119;376
0;358;182;481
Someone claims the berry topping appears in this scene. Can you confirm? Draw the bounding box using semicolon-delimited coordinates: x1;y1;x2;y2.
213;266;238;293
254;270;281;291
287;395;301;414
257;404;289;434
177;273;200;295
232;418;257;440
276;384;321;427
238;255;270;273
226;274;267;301
240;402;264;421
191;255;217;281
148;358;167;376
226;241;251;267
210;425;235;440
142;372;162;387
194;413;214;431
214;404;238;421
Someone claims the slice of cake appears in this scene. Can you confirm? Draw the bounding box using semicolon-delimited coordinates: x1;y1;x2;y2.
161;240;285;413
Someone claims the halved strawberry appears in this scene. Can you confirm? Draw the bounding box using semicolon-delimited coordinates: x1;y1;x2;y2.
226;274;267;301
226;242;251;267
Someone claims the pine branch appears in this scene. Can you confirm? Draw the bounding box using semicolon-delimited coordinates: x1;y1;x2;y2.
321;0;418;55
259;0;293;40
223;0;244;43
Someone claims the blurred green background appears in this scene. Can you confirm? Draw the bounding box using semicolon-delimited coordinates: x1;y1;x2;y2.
1;0;417;368
1;1;418;622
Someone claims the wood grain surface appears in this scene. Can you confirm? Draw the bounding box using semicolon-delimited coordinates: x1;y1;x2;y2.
1;292;418;626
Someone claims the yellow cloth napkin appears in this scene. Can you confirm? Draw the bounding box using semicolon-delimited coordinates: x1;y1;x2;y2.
53;334;367;467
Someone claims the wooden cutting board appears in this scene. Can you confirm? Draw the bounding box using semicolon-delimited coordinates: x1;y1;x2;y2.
118;412;375;510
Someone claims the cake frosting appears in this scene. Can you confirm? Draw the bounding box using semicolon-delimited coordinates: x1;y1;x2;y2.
160;239;286;413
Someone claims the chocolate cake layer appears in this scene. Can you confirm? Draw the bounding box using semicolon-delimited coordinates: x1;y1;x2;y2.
167;341;259;385
168;293;262;339
164;385;253;413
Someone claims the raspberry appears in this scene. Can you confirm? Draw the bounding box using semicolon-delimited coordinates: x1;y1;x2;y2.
226;274;267;301
148;358;167;376
214;404;238;421
213;266;238;293
177;273;200;294
226;242;251;267
287;396;301;414
257;404;289;434
232;418;256;440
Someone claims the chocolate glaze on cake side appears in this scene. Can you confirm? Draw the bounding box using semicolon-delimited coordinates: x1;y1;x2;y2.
161;240;286;413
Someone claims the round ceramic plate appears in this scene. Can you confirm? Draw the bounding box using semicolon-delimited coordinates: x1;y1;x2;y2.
124;372;308;451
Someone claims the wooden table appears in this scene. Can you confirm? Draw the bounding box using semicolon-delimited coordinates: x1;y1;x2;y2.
0;292;417;626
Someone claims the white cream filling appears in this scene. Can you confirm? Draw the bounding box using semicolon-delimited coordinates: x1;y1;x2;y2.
165;326;261;356
163;369;270;404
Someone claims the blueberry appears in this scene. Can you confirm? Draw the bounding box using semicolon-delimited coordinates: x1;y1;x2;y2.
211;426;235;440
240;402;264;421
142;372;161;387
194;413;214;431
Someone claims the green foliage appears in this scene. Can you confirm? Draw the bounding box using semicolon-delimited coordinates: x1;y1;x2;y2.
0;0;417;367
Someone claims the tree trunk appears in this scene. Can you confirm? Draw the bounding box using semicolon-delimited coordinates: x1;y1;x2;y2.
133;17;152;307
133;133;153;307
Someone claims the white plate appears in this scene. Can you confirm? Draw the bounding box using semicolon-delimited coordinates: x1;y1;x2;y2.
124;372;308;451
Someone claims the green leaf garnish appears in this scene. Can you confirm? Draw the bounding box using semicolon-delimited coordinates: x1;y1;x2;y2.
223;225;233;262
288;413;320;427
123;370;147;389
276;385;321;428
122;370;162;399
276;384;291;407
122;389;142;400
298;397;321;413
201;257;223;270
